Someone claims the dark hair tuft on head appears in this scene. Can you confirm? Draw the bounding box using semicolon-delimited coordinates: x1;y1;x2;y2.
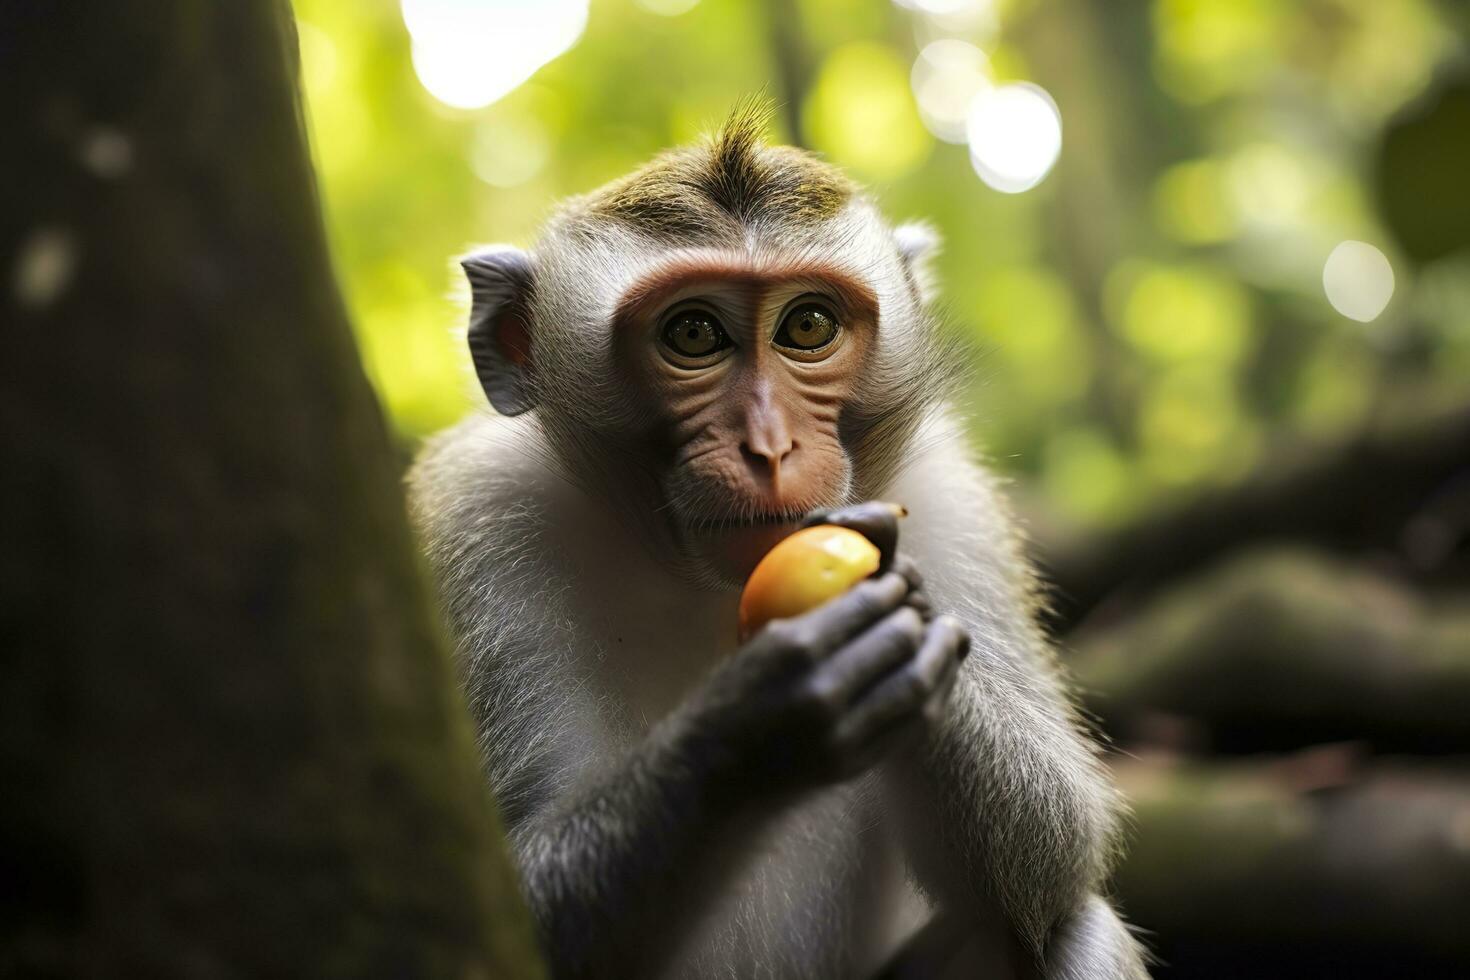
583;96;855;241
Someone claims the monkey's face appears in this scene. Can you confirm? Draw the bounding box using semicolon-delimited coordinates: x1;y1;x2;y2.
615;255;881;583
459;125;957;590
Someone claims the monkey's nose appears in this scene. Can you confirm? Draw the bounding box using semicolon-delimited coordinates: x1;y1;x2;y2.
740;435;796;489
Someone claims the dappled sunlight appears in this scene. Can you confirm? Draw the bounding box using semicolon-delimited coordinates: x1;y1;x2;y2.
290;0;1467;527
910;39;991;144
401;0;588;110
1323;240;1396;323
1106;261;1254;366
29;5;1467;977
636;0;702;14
471;109;552;188
804;42;933;180
965;81;1061;193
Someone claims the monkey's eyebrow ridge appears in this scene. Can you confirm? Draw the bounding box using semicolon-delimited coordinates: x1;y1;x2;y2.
612;256;879;334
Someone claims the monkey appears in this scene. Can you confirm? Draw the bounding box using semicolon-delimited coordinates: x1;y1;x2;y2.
407;103;1149;980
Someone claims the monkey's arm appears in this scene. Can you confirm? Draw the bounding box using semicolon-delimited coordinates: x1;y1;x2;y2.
508;715;767;979
898;657;1147;979
813;500;1148;978
490;572;951;980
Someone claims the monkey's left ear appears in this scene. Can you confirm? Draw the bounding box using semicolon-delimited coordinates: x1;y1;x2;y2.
462;246;536;416
894;221;942;305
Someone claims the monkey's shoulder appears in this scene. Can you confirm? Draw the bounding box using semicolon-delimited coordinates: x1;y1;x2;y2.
406;410;565;564
887;410;1045;621
891;411;1021;538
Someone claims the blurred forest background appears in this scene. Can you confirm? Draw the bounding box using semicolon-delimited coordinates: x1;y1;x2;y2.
290;0;1470;977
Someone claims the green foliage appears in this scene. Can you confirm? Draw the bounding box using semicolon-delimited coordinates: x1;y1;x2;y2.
1376;72;1470;264
292;0;1467;528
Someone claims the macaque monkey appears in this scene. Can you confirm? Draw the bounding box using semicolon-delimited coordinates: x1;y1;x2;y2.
408;104;1148;980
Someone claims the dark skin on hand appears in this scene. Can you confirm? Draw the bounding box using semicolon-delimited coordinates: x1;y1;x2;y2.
803;500;945;625
694;501;972;798
504;500;977;980
799;507;1037;980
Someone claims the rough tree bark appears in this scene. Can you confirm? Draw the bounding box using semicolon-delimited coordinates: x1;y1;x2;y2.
1;4;543;977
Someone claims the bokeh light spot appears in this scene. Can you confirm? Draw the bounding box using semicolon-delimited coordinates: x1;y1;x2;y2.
472;110;552;187
1138;366;1255;485
1323;240;1395;322
892;0;985;13
1153;158;1234;243
636;0;701;14
1226;143;1312;232
966;82;1062;193
401;0;588;110
972;266;1090;404
805;43;933;181
910;39;991;144
1043;426;1135;526
1107;261;1253;364
13;226;75;311
1152;0;1280;104
296;20;340;101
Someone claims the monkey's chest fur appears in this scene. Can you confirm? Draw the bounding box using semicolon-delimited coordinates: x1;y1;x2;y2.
672;785;924;979
560;531;931;978
412;412;984;977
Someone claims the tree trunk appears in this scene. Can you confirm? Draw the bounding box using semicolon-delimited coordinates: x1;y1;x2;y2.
1;4;543;977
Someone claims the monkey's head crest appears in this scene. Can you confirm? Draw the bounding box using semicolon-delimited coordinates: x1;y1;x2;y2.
581;98;859;243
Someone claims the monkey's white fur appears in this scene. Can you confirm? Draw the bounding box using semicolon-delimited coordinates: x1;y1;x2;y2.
412;410;1147;978
410;181;1149;976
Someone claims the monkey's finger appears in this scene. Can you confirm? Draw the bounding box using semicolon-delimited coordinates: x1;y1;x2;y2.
837;615;965;745
921;660;961;725
834;712;926;778
904;589;934;623
783;571;910;656
904;617;966;701
891;554;925;592
814;606;924;704
918;618;966;720
802;501;905;571
952;617;973;661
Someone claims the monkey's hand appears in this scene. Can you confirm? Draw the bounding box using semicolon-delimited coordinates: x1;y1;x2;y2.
509;549;968;980
802;499;940;622
808;505;1150;978
691;556;970;798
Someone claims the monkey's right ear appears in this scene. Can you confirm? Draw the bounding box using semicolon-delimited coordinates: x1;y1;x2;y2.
894;221;942;305
462;246;537;416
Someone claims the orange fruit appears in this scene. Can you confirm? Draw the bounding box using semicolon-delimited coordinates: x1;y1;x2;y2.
738;525;882;641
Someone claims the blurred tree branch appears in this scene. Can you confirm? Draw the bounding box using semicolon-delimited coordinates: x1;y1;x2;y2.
1112;758;1470;965
1069;550;1470;754
1035;401;1470;634
0;3;541;976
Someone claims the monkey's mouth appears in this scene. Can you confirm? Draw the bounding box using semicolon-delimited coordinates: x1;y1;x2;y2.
685;510;809;534
682;511;808;581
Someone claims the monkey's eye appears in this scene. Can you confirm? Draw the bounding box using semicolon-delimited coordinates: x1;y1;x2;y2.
773;302;840;355
660;309;733;365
